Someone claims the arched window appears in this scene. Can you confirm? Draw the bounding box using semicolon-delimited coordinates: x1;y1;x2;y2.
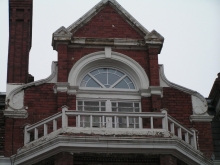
80;68;135;89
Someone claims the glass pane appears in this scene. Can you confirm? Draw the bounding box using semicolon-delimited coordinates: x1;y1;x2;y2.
114;80;129;89
108;74;120;86
78;106;82;111
118;108;133;112
99;68;107;73
85;107;99;111
101;102;105;106
87;78;101;87
95;73;107;85
101;108;105;111
118;102;133;107
83;75;91;81
124;77;132;83
115;70;124;77
112;108;117;112
135;108;140;112
112;102;116;107
90;70;99;76
108;69;116;74
134;103;139;107
118;117;127;128
84;101;99;106
128;83;135;89
78;101;82;105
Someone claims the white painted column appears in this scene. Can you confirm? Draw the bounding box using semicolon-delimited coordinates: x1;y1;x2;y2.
24;125;30;144
53;119;57;131
139;117;142;129
126;116;129;128
90;115;93;128
106;100;112;128
178;128;182;139
62;106;68;127
161;109;168;130
150;117;154;129
77;115;80;127
34;128;38;140
44;124;48;136
190;128;198;149
185;132;189;143
170;123;175;134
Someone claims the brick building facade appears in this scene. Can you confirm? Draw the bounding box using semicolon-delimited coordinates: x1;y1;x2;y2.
0;0;216;164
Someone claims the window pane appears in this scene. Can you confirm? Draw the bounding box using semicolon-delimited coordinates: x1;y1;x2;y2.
124;77;132;83
99;68;107;73
108;74;120;85
95;73;107;85
90;70;99;76
101;102;105;106
134;103;139;107
84;101;99;106
115;71;124;77
114;80;129;89
128;83;135;89
87;78;101;87
118;102;133;107
108;69;116;74
78;106;82;111
85;107;99;111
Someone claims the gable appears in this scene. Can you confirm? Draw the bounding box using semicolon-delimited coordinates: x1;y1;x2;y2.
72;3;144;39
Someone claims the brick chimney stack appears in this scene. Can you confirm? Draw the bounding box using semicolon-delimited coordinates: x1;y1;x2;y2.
7;0;33;84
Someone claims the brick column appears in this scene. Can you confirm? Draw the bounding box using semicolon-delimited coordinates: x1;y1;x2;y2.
160;155;177;165
148;45;160;86
57;44;68;82
55;152;74;165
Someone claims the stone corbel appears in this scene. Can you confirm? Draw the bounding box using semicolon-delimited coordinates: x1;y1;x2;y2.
190;114;214;122
149;86;163;97
54;82;69;93
139;89;151;97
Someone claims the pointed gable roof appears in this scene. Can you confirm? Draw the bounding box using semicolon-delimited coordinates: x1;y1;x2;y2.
66;0;150;36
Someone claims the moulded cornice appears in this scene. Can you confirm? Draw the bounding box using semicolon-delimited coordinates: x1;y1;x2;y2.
4;62;58;118
13;133;212;165
145;30;164;44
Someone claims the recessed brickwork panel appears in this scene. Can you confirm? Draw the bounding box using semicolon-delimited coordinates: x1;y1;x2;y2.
73;4;144;39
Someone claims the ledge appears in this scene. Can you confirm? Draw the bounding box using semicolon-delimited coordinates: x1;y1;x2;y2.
13;133;212;165
190;115;214;122
3;109;28;118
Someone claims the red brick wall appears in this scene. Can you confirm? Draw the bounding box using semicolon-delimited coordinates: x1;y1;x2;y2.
160;155;177;165
73;4;144;39
55;152;73;165
7;0;33;83
162;87;214;158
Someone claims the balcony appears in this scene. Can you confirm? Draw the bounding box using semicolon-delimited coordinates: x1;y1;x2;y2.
23;107;197;150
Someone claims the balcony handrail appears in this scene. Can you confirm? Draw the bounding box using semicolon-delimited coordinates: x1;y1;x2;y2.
26;112;62;132
65;110;166;117
167;115;194;136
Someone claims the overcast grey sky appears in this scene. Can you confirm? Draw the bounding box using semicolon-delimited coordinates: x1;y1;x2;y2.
0;0;220;97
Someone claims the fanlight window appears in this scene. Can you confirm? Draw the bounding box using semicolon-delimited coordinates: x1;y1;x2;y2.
80;68;135;89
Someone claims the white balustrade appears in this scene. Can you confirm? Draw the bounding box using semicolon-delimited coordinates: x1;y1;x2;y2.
23;108;197;150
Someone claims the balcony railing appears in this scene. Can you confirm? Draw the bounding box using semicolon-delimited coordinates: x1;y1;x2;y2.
24;107;197;150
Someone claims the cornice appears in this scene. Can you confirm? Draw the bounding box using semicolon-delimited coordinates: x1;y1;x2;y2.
13;133;212;165
4;62;58;118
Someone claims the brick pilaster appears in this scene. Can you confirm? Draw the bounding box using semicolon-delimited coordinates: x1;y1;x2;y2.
57;44;68;82
148;45;160;86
